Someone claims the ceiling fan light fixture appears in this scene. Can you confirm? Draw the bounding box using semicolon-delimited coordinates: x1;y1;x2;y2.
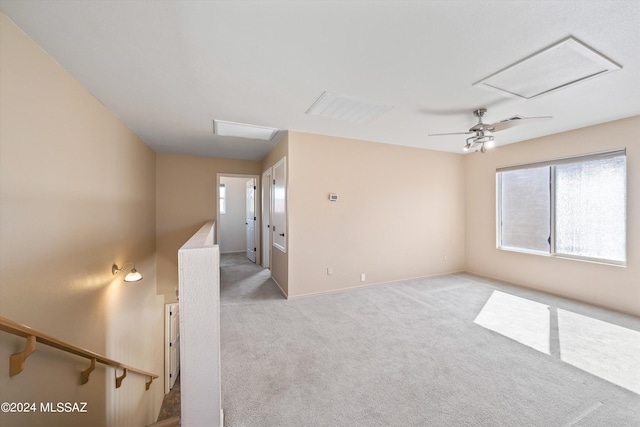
474;134;494;145
431;108;550;154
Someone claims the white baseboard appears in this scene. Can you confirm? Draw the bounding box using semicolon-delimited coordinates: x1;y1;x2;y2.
287;270;464;300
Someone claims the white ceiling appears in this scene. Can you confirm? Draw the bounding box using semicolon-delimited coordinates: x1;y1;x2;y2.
1;1;639;161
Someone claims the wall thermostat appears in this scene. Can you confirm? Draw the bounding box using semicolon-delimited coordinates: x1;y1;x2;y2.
329;193;339;201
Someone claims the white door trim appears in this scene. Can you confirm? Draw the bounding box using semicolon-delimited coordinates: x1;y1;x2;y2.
246;178;257;262
216;173;261;265
261;168;272;269
165;303;180;394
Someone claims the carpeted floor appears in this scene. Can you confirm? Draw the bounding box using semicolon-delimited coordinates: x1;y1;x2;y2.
157;374;180;421
219;255;640;426
220;251;254;267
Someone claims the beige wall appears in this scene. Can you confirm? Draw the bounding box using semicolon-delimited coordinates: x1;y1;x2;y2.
261;134;289;295
286;131;466;297
0;13;164;427
156;153;261;301
465;116;640;316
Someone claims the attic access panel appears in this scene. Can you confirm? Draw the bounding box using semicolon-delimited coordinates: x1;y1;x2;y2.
473;37;621;100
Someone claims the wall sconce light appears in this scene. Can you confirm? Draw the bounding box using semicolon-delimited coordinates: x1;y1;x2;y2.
112;263;143;282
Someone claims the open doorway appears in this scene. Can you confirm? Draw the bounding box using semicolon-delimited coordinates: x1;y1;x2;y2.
217;174;261;264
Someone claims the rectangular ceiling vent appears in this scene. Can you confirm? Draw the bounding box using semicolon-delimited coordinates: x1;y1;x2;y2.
213;120;278;141
473;36;621;100
306;91;393;124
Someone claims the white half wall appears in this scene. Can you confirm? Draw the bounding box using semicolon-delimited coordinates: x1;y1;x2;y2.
178;221;222;426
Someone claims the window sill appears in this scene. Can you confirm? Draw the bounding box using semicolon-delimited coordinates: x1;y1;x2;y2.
497;246;626;268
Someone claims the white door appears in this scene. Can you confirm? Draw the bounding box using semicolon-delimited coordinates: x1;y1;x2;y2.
262;170;271;269
165;303;180;393
246;179;256;262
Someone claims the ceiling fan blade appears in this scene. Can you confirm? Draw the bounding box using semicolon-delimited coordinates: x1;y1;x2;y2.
488;115;552;132
428;131;474;136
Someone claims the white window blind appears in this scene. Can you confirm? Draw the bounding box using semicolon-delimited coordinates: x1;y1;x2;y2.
497;150;626;265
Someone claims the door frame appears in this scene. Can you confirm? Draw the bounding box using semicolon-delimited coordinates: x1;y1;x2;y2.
217;173;261;265
245;178;257;263
261;168;272;269
164;303;179;394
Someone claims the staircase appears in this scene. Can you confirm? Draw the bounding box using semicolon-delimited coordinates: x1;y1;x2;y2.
146;416;180;427
149;373;181;426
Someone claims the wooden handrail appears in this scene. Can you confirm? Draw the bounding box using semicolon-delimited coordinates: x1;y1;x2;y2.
0;315;158;390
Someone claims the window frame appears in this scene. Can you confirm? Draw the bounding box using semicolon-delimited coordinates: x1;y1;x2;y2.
496;149;626;267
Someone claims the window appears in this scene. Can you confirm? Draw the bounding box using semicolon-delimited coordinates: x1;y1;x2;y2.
497;150;626;264
500;166;550;252
219;183;226;214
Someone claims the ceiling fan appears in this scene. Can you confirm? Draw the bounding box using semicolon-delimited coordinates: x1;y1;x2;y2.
428;108;552;153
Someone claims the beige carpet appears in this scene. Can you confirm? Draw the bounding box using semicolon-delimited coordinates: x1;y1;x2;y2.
219;255;640;426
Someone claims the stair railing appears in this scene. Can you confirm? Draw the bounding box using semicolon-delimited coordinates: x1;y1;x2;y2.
0;315;158;390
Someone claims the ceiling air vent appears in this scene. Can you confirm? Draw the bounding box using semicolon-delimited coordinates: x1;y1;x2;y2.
213;120;278;141
306;91;393;124
473;37;621;100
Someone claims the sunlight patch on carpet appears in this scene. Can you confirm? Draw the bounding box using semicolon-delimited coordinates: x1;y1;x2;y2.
558;309;640;394
474;290;551;354
474;290;640;395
